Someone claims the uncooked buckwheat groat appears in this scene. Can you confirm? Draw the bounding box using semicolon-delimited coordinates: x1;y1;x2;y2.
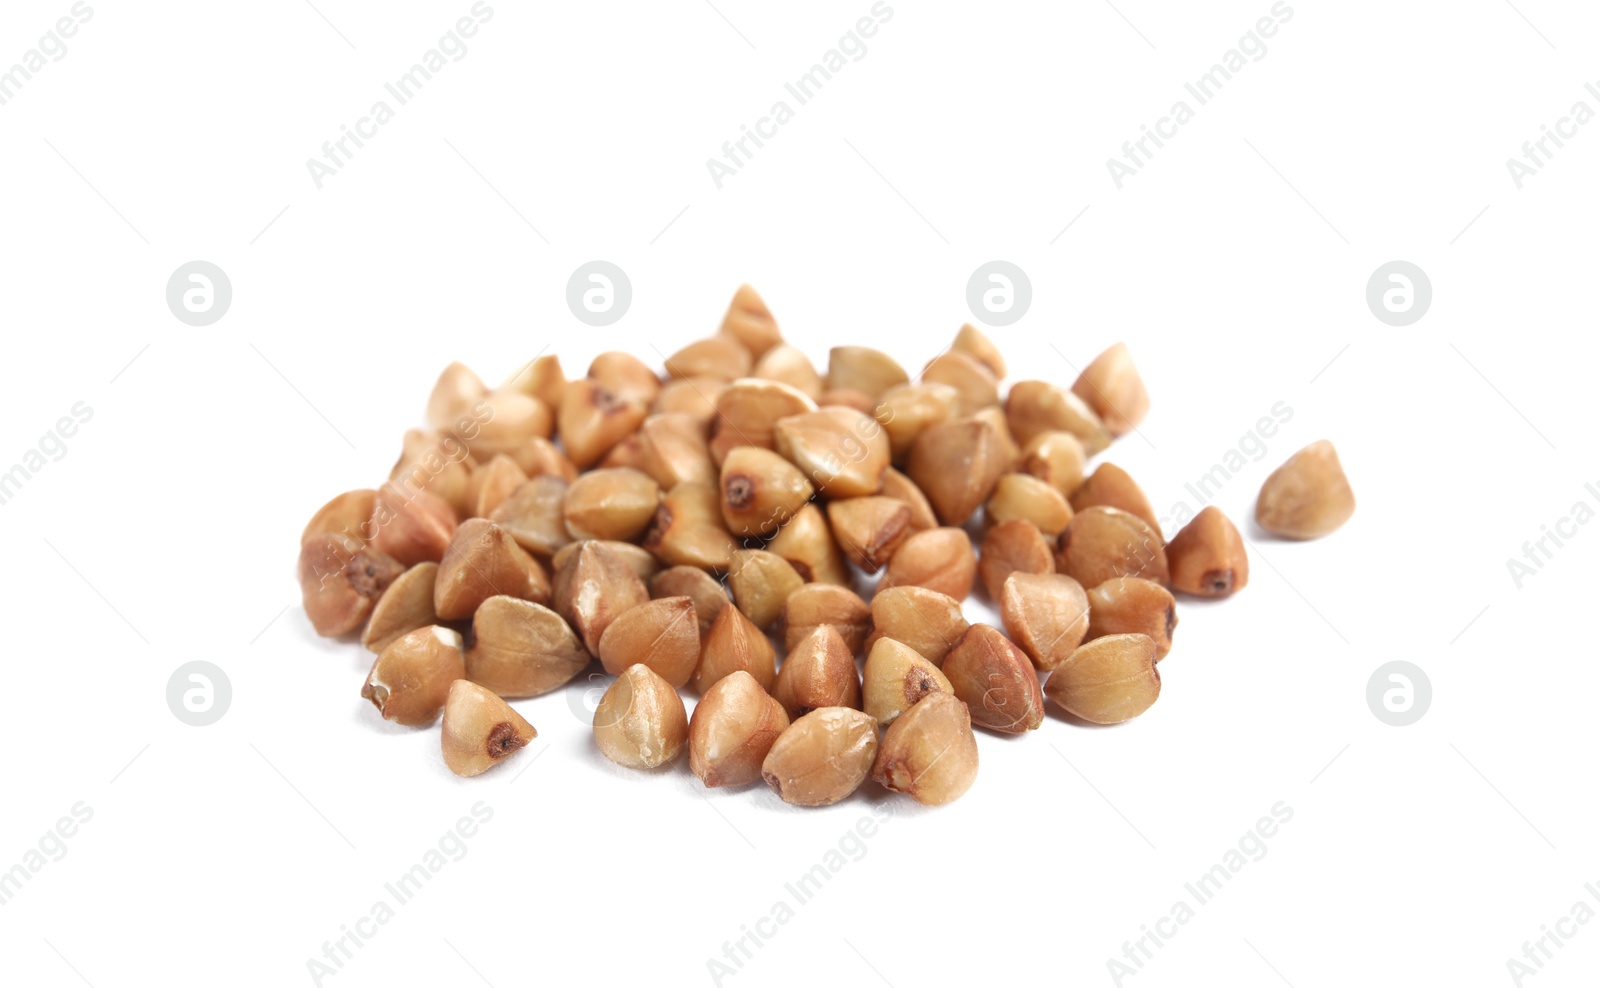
719;446;815;537
441;680;537;777
1054;506;1168;588
689;670;789;788
1044;634;1161;725
978;518;1056;602
694;600;777;694
1084;577;1177;660
772;624;861;719
594;665;689;770
726;549;806;631
1165;506;1249;598
1071;343;1149;437
762;708;879;806
862;638;953;727
1256;440;1356;540
550;539;649;655
879;527;976;600
362;562;440;654
1000;572;1091;671
434;519;550;620
465;596;589;697
781;584;872;657
871;692;979;805
362;626;465;726
941;625;1045;734
299;534;404;637
865;586;969;668
597;596;701;688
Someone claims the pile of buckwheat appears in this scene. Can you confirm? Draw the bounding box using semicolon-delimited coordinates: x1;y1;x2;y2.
298;285;1355;804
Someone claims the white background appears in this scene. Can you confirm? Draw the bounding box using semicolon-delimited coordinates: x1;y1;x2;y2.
1;1;1597;985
